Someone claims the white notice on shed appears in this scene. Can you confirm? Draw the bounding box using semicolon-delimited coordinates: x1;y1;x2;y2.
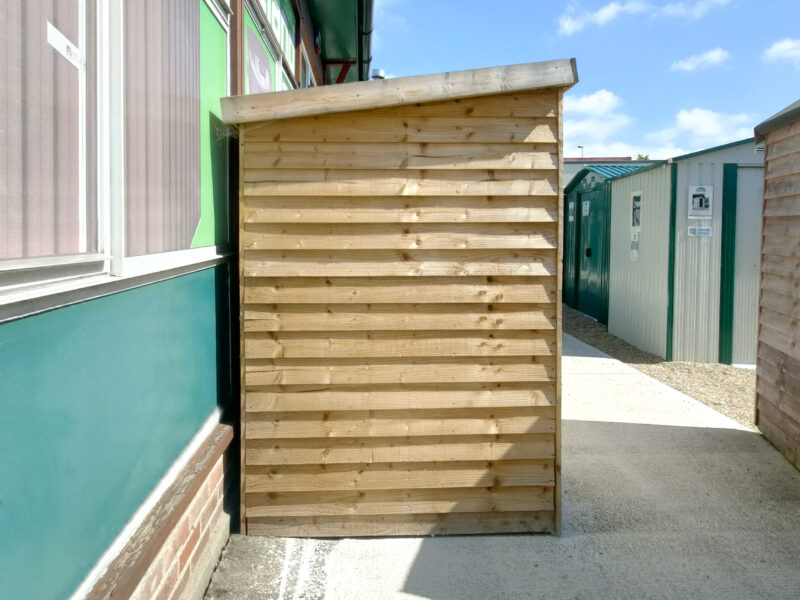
688;186;713;219
630;231;639;261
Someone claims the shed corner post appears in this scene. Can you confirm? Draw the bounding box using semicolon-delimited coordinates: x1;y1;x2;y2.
666;162;678;361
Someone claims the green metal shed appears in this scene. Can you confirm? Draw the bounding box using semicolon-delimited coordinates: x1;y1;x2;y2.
563;164;645;323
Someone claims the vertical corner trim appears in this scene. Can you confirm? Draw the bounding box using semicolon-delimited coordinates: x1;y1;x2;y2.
666;163;678;361
719;163;738;364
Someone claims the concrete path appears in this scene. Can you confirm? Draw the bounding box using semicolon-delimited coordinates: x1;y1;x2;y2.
206;334;800;600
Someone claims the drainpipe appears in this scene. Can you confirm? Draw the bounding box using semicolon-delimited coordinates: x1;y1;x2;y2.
357;0;373;81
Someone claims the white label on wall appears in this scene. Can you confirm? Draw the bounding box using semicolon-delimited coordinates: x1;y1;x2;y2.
582;200;590;217
630;231;640;261
688;185;713;219
688;226;712;237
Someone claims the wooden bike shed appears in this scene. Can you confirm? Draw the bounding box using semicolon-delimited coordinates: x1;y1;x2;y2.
221;58;577;536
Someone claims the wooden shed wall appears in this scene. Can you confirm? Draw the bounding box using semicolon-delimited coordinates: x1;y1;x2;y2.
757;119;800;470
239;89;563;536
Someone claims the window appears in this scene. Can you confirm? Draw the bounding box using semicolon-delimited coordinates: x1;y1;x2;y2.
1;0;232;306
1;1;99;281
124;0;201;256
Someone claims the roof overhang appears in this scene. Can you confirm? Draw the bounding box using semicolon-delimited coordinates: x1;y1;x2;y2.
755;98;800;143
221;58;578;125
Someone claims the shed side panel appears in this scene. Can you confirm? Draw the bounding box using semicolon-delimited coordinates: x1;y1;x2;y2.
732;166;763;364
757;127;800;469
673;160;724;362
608;165;671;358
240;90;562;535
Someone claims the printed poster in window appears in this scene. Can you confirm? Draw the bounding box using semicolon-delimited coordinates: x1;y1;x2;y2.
631;192;642;230
688;185;713;219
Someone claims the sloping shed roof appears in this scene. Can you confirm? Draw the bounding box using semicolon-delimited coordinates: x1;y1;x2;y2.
754;98;800;142
564;164;647;193
584;164;645;178
221;58;578;124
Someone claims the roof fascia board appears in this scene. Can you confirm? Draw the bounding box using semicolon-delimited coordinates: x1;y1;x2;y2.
221;58;578;124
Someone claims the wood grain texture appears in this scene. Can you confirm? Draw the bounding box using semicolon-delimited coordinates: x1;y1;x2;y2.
239;88;564;536
758;122;800;472
242;196;558;224
221;58;576;124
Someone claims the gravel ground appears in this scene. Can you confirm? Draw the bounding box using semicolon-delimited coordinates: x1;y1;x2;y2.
563;304;757;430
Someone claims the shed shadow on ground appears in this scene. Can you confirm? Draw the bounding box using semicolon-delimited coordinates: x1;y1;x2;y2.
400;419;800;600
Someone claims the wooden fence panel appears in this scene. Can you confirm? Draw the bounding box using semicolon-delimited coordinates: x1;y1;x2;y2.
239;89;563;536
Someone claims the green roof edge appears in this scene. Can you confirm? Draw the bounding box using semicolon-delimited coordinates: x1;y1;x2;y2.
670;137;754;162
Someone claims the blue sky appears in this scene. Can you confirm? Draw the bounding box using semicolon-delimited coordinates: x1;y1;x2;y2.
371;0;800;158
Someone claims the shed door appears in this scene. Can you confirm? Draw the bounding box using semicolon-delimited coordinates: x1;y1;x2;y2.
576;188;607;321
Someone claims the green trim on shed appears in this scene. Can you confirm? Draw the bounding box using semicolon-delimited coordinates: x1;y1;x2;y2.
718;163;738;364
672;138;754;162
666;162;678;361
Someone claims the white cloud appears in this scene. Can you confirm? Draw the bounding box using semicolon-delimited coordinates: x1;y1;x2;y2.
564;90;754;159
558;1;648;36
670;48;729;71
647;107;753;149
372;0;406;51
564;89;623;115
564;90;637;156
657;0;730;19
763;38;800;69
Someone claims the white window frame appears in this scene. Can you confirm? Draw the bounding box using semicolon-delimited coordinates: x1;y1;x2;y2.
300;44;316;88
0;0;234;324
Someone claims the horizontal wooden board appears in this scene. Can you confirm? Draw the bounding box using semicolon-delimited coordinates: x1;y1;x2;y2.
246;407;555;439
765;150;800;181
245;486;554;517
244;276;556;304
243;303;556;332
242;223;557;250
359;92;560;118
764;176;800;201
242;196;558;224
759;322;800;362
764;195;800;218
762;236;800;259
243;249;556;278
246;510;554;536
245;358;555;387
760;272;800;301
245;384;556;412
245;433;556;464
245;330;556;359
243;169;559;197
760;289;800;320
761;253;800;280
767;130;800;162
757;366;800;425
762;215;800;238
246;116;558;144
245;459;555;492
244;141;559;171
221;59;573;124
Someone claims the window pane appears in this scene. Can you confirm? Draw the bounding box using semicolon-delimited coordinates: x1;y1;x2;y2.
0;0;97;260
124;0;200;256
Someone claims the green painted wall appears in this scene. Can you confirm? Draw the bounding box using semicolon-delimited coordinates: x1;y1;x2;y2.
0;266;232;600
192;2;230;248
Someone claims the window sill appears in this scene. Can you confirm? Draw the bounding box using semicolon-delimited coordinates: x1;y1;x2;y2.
0;246;234;324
